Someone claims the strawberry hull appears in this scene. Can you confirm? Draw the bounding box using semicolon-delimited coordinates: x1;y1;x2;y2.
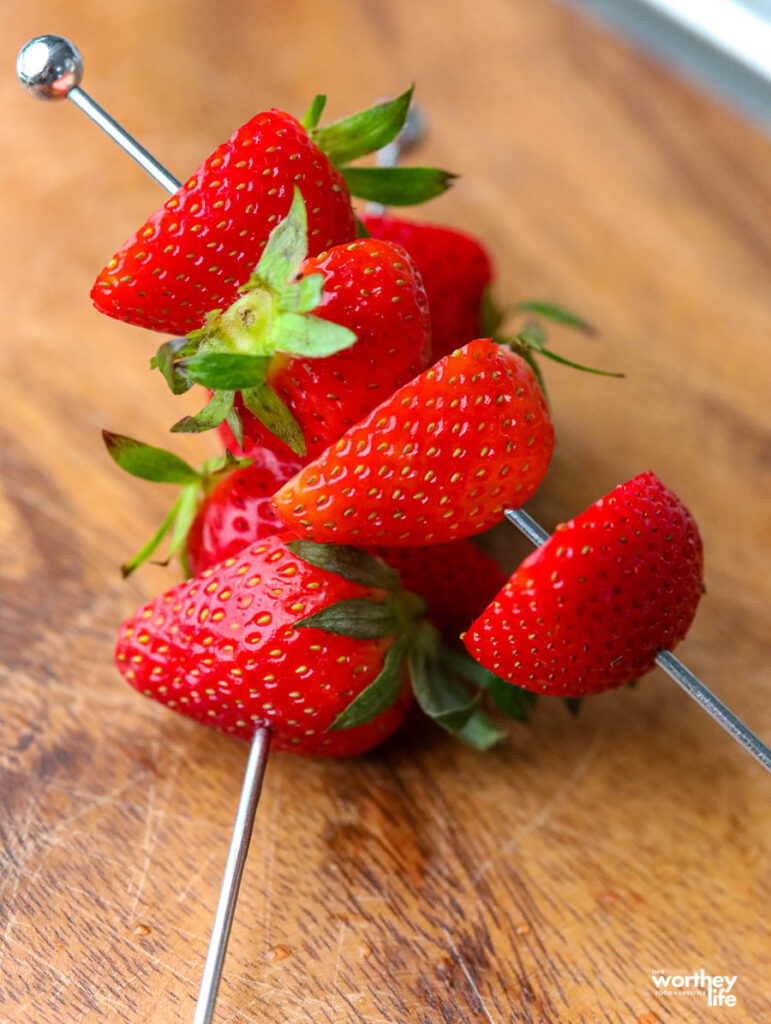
218;238;431;461
92;110;356;335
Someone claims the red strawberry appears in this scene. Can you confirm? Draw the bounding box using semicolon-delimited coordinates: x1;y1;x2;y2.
372;542;506;635
92;90;453;337
217;236;431;461
187;464;505;632
463;473;704;696
116;534;509;754
273;339;554;546
92;111;356;335
186;451;302;576
362;214;492;361
116;534;416;756
174;446;505;633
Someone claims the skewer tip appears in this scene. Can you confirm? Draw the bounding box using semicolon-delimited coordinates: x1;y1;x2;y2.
17;35;83;100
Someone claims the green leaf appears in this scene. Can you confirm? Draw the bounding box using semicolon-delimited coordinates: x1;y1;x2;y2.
538;347;625;378
271;312;357;358
409;649;477;733
225;406;244;451
355;216;371;239
171;390;235;434
241;384;307;457
286;540;401;591
455;708;507;750
277;273;324;314
165;484;199;562
564;696;583;716
102;430;200;484
312;86;413;166
295;597;399;639
254;187;308;291
328;637;409;731
516;323;546;352
121;497;181;578
152;337;196;395
514;301;595;334
301;93;327;130
181;352;269;391
342;166;455;206
487;674;537;723
442;648;537;724
518;345;547;398
479;286;504;337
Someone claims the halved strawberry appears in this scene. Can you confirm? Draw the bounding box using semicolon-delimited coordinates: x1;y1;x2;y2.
273;338;554;546
463;473;704;695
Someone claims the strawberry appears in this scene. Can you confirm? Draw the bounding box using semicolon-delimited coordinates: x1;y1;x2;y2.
371;541;506;635
273;338;554;546
216;234;431;461
361;216;620;386
362;214;492;361
186;452;302;576
104;426;506;631
116;534;508;754
463;472;704;696
142;191;431;460
92;90;452;336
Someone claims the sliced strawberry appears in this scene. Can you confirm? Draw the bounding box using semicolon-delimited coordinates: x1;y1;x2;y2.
463;473;704;696
273;338;554;546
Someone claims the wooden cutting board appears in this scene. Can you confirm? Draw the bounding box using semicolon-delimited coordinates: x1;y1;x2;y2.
1;1;769;1021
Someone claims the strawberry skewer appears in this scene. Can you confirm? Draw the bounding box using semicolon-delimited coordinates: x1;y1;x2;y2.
16;34;275;1024
502;505;771;772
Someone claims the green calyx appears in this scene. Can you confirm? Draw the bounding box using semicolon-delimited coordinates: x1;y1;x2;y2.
303;87;456;207
102;430;250;577
151;188;357;456
287;540;545;750
480;293;624;396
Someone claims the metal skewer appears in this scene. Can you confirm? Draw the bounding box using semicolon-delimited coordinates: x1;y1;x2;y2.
16;34;273;1023
506;507;771;772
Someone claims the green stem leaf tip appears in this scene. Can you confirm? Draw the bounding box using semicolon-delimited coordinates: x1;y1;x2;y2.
103;430;250;576
150;188;357;454
308;86;454;206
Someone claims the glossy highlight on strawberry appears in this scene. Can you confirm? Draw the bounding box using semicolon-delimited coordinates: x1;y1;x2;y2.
273;339;554;546
92;110;356;335
464;472;704;696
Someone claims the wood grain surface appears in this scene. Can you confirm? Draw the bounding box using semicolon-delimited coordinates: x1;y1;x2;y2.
1;1;769;1021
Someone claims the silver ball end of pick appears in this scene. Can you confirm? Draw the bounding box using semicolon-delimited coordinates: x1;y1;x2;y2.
16;35;83;100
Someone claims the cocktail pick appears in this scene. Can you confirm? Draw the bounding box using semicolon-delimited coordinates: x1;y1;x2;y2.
505;507;771;772
17;34;272;1024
